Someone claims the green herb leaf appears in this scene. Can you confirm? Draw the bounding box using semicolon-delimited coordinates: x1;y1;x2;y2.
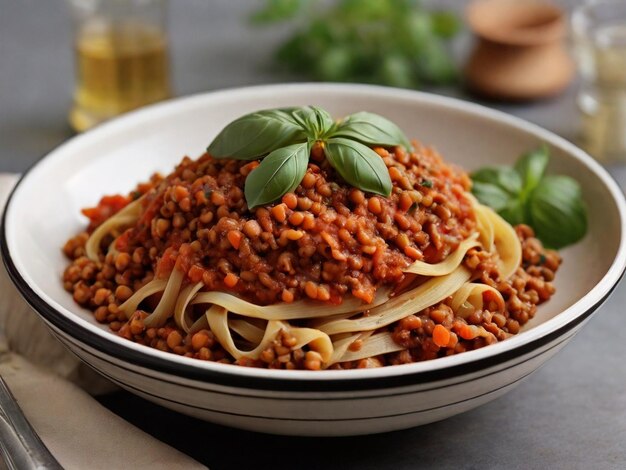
252;0;459;88
471;181;511;212
291;106;335;139
324;137;392;197
528;175;588;249
471;167;522;196
332;111;412;150
211;106;411;209
515;145;549;195
207;109;307;160
499;198;527;226
244;142;310;209
472;145;588;249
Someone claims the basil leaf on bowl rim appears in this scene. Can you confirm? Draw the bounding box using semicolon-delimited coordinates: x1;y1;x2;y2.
324;137;392;197
332;111;412;150
498;198;527;226
244;142;311;209
515;145;549;195
471;181;512;212
207;109;307;160
528;175;588;249
471;166;523;196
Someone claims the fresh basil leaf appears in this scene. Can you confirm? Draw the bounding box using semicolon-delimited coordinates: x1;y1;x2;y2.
499;198;527;226
471;145;588;249
471;167;522;196
313;106;336;136
291;106;335;139
332;111;412;150
207;109;307;160
244;142;310;209
265;107;302;125
253;0;459;88
324;137;392;197
471;181;511;212
290;106;317;133
515;145;549;195
528;175;588;249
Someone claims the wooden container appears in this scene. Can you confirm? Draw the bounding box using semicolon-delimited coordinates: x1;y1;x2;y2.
464;0;574;101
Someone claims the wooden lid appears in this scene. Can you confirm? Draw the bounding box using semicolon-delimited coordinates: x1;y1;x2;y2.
467;0;566;46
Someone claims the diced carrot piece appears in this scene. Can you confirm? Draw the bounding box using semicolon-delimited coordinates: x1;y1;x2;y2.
433;324;451;347
188;265;205;283
224;273;238;288
227;230;242;249
458;324;479;340
352;288;374;304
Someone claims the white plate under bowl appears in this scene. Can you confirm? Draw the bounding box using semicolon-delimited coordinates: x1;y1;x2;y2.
2;84;625;436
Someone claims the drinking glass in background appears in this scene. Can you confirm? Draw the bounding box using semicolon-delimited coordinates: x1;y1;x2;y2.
67;0;171;132
572;0;626;164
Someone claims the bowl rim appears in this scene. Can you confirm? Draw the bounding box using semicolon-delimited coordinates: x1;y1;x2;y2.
3;82;626;392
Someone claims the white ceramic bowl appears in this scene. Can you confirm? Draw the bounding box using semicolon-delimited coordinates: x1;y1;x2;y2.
2;84;625;436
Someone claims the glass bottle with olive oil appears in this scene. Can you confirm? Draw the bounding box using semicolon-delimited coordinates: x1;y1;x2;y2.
68;0;171;132
573;1;626;163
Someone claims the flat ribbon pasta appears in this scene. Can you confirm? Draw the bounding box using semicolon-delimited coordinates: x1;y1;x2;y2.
85;199;142;261
143;268;184;328
474;203;495;252
334;333;404;364
190;287;391;321
450;282;505;319
205;306;333;363
173;282;204;332
484;206;522;280
403;233;479;276
119;279;168;320
318;267;471;336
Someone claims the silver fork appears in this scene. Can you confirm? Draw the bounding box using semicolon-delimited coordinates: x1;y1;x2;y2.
0;376;62;469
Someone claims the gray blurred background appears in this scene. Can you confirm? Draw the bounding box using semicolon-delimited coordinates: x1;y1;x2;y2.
0;0;581;172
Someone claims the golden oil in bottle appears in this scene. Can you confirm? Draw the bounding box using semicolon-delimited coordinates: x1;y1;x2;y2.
577;24;626;163
70;24;171;132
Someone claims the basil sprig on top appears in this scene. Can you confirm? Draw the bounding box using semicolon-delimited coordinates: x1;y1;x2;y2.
207;106;411;208
471;146;588;249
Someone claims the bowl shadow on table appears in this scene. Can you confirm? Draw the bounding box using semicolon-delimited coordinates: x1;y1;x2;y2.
99;389;512;470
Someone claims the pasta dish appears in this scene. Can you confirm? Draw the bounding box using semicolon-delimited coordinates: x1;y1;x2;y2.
62;107;560;370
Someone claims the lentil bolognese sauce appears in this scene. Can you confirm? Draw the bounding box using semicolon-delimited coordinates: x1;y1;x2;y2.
62;107;560;370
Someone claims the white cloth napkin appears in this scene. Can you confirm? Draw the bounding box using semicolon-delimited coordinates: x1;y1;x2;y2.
0;174;206;470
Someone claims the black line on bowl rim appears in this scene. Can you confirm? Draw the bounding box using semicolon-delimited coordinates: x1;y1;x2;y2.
51;321;574;400
92;362;534;422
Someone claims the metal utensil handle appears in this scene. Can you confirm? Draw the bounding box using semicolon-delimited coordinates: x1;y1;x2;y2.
0;376;63;469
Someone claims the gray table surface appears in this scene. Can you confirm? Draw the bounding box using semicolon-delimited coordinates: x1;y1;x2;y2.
2;1;625;469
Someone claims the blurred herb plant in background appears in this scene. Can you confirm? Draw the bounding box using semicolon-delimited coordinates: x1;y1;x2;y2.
251;0;461;88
